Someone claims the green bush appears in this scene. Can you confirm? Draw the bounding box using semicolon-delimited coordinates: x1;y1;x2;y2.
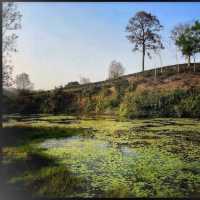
175;95;200;118
83;97;96;113
119;90;160;118
114;79;129;101
158;89;188;117
119;89;200;119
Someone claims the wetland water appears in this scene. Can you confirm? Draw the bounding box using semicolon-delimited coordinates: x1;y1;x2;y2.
40;136;138;157
3;116;200;197
39;136;140;197
37;131;200;197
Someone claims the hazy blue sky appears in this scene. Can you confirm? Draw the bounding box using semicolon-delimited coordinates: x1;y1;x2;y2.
12;2;200;90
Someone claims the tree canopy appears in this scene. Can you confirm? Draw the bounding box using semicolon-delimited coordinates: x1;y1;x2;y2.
3;2;22;87
171;20;200;66
15;73;34;90
108;60;125;79
126;11;164;71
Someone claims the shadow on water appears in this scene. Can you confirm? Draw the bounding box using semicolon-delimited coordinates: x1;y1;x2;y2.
0;148;59;200
0;125;96;200
0;126;95;148
5;115;80;125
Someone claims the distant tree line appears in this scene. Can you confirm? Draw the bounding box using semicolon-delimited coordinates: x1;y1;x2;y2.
3;86;79;115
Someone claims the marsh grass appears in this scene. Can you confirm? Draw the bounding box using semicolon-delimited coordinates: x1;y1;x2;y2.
1;114;200;198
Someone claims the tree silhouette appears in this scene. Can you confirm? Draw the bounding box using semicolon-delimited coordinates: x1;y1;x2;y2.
15;73;34;90
126;11;164;71
108;60;125;79
3;2;22;87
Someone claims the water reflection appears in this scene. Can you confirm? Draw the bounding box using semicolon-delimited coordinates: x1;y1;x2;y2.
40;136;137;158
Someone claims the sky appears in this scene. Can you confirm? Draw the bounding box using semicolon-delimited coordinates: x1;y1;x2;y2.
10;2;200;90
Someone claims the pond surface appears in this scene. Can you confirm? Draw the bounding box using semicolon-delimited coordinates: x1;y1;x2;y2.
38;135;197;198
4;115;200;197
40;136;138;157
39;136;139;197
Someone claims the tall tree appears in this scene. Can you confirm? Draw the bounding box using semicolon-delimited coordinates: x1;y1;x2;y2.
15;73;34;90
191;20;200;57
171;21;200;67
176;28;194;67
108;60;125;79
191;20;200;71
3;2;22;87
126;11;164;71
171;23;190;70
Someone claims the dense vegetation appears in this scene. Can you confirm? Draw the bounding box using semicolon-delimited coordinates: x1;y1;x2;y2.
3;68;200;119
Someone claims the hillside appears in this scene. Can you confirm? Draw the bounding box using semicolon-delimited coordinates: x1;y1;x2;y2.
3;63;200;118
64;63;200;93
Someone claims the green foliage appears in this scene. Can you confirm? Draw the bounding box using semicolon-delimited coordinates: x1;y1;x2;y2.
3;87;79;115
158;89;188;117
119;90;160;118
2;93;18;114
175;95;200;117
101;86;112;96
83;97;96;113
114;79;129;102
104;97;119;109
191;20;200;54
25;166;86;197
42;140;200;198
175;20;200;65
105;181;131;198
127;82;137;92
16;90;42;114
81;85;101;97
95;95;105;113
176;29;194;58
2;77;200;118
119;89;200;119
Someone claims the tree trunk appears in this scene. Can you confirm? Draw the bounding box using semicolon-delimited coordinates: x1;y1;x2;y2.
0;3;2;129
142;44;145;72
194;57;196;73
187;55;191;67
176;47;179;73
0;3;2;167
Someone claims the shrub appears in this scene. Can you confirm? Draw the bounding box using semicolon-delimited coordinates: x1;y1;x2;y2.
119;90;160;118
175;95;200;118
83;97;96;113
119;89;200;119
114;79;129;100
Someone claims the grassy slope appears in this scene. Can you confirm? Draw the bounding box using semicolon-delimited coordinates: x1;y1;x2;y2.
64;63;200;93
63;64;200;116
